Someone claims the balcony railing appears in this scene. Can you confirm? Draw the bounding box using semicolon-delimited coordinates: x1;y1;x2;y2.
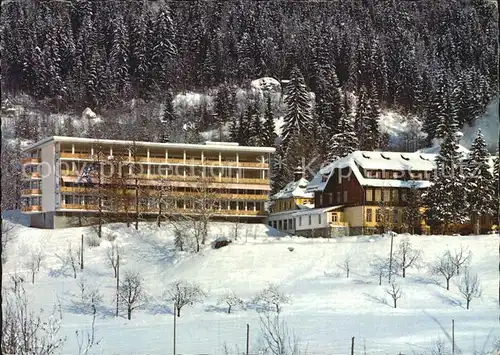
21;189;42;196
60;186;269;201
60;153;269;168
21;205;41;212
23;172;41;180
60;204;98;210
21;157;41;165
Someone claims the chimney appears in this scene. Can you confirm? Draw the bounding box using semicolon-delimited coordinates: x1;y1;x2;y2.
293;166;304;182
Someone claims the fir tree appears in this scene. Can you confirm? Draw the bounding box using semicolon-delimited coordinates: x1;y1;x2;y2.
281;65;312;148
493;153;499;225
249;106;263;146
425;130;468;234
403;183;423;234
423;71;448;145
262;95;277;147
464;130;494;234
328;110;358;161
315;65;343;136
110;15;130;97
150;5;176;92
159;92;175;142
354;86;379;150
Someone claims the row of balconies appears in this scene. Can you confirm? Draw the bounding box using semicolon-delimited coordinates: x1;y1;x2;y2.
60;152;268;168
59;204;266;216
21;157;41;165
59;186;269;201
60;170;268;185
21;205;42;212
21;189;42;196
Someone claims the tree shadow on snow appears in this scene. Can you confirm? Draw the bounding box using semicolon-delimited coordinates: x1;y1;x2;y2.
64;301;116;319
412;275;440;286
204;304;231;314
146;301;174;315
431;290;462;307
363;292;389;306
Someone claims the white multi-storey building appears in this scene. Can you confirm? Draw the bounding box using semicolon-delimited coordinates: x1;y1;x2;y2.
20;136;275;228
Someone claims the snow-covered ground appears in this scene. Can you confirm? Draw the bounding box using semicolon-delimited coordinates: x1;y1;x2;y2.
2;220;499;355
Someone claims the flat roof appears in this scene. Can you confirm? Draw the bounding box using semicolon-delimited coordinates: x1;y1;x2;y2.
22;136;276;154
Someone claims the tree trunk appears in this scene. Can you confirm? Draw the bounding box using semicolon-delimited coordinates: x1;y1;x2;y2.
446;278;450;290
228;305;231;314
32;271;35;284
177;307;181;317
127;307;131;320
379;273;382;286
276;304;279;313
393;299;397;308
466;299;470;310
135;182;139;230
474;215;480;235
403;267;406;278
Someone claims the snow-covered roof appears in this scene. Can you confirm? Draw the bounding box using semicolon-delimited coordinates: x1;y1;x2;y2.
292;205;344;217
307;151;437;193
271;177;314;200
22;136;276;154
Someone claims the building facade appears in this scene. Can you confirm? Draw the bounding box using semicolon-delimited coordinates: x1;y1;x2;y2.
266;168;314;234
293;150;496;237
20;136;275;228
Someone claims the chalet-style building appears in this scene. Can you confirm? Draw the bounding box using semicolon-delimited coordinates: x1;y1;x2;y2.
266;167;314;234
294;151;436;236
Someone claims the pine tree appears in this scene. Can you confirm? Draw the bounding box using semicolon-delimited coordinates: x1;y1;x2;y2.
281;65;312;148
354;86;378;150
425;130;468;234
465;130;494;234
160;92;175;142
328;109;358;161
315;65;343;136
262;95;277;147
150;5;176;92
403;183;423;234
110;15;130;97
423;71;448;145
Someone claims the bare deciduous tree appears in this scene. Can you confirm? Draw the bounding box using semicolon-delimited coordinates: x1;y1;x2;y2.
457;269;481;310
447;245;472;275
2;284;66;354
106;242;122;278
259;311;302;355
394;238;422;278
21;244;45;284
166;280;207;317
1;218;15;264
385;282;402;308
75;300;101;355
337;255;352;278
430;252;456;290
73;276;103;314
370;256;398;286
55;242;79;279
118;271;148;320
254;283;291;314
217;290;245;314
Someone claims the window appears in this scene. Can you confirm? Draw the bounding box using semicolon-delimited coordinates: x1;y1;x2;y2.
383;189;391;202
336;192;341;204
318;214;322;224
376;209;382;223
327;193;333;205
268;221;272;227
385;171;391;179
393;209;399;223
299;217;302;226
284;220;288;230
319;194;323;206
366;208;372;222
375;189;382;201
273;221;277;229
332;213;338;222
392;189;399;203
289;219;293;229
308;215;312;225
343;191;348;203
365;188;373;202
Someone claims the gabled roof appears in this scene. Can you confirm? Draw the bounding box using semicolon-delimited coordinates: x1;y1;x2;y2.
272;177;314;200
306;151;437;193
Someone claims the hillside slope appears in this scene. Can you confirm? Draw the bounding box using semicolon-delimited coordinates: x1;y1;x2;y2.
2;222;499;355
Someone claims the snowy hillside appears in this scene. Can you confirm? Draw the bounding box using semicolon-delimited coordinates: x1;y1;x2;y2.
2;221;499;355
